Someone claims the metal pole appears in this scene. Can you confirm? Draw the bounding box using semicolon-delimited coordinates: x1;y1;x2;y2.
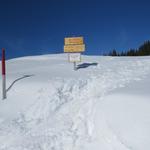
73;62;77;71
2;48;6;99
2;75;6;99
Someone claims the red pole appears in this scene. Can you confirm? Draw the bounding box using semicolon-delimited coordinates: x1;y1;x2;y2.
2;48;6;99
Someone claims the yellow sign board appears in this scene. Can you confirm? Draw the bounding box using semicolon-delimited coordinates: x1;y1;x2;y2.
65;37;83;45
64;44;85;53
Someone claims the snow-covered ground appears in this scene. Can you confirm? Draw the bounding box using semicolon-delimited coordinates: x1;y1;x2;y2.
0;54;150;150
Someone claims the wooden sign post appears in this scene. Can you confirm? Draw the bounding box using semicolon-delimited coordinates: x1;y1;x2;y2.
64;37;85;70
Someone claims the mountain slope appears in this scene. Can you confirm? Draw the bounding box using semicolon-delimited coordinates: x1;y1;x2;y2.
0;54;150;150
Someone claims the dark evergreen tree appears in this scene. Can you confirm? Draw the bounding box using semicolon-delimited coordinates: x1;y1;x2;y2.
112;49;117;56
127;49;136;56
138;41;150;56
107;40;150;56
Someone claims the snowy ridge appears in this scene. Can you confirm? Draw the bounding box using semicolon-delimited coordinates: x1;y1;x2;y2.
0;55;150;150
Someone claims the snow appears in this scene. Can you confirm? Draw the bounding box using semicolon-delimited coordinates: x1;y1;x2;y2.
0;54;150;150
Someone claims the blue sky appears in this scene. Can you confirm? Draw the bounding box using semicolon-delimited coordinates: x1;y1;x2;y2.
0;0;150;59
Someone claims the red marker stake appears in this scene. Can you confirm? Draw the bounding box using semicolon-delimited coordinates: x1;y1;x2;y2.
2;48;6;99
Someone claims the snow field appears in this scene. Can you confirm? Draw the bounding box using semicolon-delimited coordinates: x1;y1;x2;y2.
0;54;150;150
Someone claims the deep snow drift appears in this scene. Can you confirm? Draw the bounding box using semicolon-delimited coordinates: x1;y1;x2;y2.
0;54;150;150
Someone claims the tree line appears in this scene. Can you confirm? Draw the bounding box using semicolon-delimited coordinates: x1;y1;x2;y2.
107;40;150;56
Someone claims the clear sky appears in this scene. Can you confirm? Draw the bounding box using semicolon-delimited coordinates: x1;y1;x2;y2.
0;0;150;59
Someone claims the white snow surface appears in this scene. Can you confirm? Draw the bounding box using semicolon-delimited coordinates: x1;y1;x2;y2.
0;54;150;150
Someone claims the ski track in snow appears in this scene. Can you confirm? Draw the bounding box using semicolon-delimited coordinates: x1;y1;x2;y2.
0;57;150;150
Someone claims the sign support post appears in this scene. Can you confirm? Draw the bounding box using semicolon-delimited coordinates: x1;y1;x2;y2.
2;48;6;100
64;37;85;71
74;62;76;71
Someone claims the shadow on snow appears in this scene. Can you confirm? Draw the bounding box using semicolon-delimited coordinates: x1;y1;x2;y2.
7;75;34;92
76;62;98;70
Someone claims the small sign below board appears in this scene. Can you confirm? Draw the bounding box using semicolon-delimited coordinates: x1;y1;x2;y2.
68;53;81;62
